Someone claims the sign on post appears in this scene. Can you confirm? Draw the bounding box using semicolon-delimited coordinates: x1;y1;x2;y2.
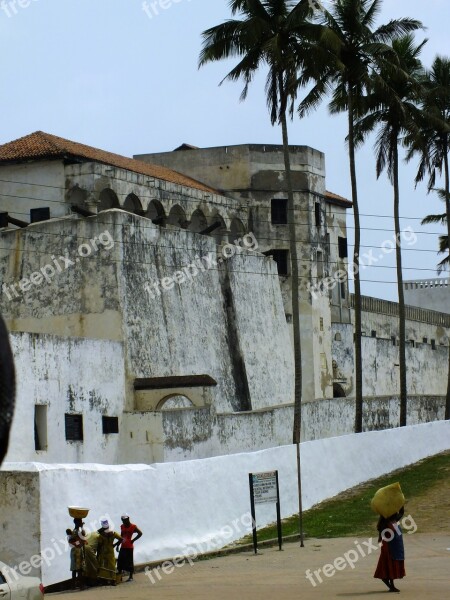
249;470;282;554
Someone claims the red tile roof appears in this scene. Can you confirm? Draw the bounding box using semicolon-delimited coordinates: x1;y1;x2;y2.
325;190;352;207
0;131;217;194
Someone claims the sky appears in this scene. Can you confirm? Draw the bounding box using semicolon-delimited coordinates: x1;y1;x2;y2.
0;0;448;301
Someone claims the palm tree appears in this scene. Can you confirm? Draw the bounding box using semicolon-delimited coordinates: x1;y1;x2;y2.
199;0;322;545
408;56;450;420
422;189;449;273
353;34;426;427
298;0;422;432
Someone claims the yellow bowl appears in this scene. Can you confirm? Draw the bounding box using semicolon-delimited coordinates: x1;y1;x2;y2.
68;506;90;519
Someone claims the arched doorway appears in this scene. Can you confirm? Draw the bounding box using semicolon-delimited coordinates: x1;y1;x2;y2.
157;395;195;410
188;209;207;233
123;193;143;215
146;200;167;226
98;189;120;211
167;205;188;229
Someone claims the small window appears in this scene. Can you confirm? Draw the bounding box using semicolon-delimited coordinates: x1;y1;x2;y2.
102;416;119;434
34;405;48;451
340;281;346;299
371;330;377;338
334;332;342;341
410;339;415;348
271;199;288;225
320;317;324;331
65;414;83;442
391;336;396;346
265;249;289;276
431;339;436;350
317;250;324;278
422;337;428;344
314;202;321;227
338;237;348;258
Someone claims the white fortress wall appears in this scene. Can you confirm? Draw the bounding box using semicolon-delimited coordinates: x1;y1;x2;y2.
1;420;449;586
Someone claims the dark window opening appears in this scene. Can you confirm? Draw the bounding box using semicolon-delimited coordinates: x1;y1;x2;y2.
34;405;47;451
317;250;324;278
410;339;415;348
314;202;321;227
338;236;348;258
340;282;346;299
431;339;436;350
265;249;289;276
423;337;428;344
371;330;377;338
102;416;119;434
391;336;396;346
65;414;83;442
333;383;346;398
271;199;288;225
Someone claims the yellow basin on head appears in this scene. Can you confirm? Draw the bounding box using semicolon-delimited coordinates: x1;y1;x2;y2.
68;506;90;519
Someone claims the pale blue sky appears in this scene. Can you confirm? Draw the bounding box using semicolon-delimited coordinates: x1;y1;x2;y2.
0;0;448;301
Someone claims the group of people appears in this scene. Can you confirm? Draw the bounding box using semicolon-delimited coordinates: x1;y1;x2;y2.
67;514;142;589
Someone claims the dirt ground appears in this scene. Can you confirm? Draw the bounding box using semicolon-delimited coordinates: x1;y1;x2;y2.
404;462;450;532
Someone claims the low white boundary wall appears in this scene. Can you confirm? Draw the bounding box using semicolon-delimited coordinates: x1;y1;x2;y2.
3;420;450;586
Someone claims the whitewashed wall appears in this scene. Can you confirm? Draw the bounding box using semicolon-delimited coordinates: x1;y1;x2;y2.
2;420;449;586
5;332;126;464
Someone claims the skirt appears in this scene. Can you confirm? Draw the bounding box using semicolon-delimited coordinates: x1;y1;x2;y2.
117;548;134;573
374;542;406;580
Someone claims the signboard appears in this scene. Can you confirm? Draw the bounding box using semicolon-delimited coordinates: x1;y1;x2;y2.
248;470;282;553
252;471;278;505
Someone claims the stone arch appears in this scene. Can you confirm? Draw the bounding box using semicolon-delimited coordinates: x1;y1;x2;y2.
188;209;207;233
123;193;143;215
156;394;195;410
98;188;120;211
208;213;227;243
67;185;87;207
333;383;346;398
167;204;188;229
229;217;246;243
146;200;167;226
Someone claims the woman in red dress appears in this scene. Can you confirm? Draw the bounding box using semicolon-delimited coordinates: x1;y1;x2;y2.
374;507;405;593
116;514;143;582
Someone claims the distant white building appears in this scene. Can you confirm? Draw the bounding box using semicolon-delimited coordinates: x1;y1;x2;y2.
404;278;449;314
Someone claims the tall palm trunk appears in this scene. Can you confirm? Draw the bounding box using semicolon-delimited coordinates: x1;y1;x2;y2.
393;137;407;426
279;77;304;546
348;88;363;433
444;146;450;420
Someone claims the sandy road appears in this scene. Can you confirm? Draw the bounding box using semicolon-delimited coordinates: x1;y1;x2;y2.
51;533;450;600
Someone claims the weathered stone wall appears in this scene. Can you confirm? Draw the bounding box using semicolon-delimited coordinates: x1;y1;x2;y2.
0;211;294;453
332;305;450;398
119;394;446;463
0;470;40;570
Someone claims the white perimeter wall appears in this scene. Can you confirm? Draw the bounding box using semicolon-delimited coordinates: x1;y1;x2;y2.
2;420;449;586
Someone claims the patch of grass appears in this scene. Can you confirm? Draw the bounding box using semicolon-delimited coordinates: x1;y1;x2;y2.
238;450;450;543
